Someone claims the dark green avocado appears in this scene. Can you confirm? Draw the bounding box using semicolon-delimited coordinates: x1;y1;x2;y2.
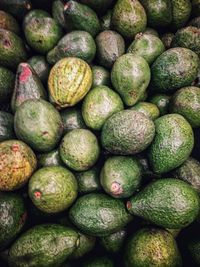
0;10;20;34
0;0;32;20
191;0;200;17
0;66;15;103
83;256;114;267
78;0;114;14
28;56;50;83
149;94;171;115
161;32;175;49
52;0;67;30
171;0;191;29
187;235;200;266
188;16;200;28
100;229;127;253
0;111;15;141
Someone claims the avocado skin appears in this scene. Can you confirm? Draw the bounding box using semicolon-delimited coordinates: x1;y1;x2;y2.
64;1;101;37
187;235;200;265
83;256;114;267
130;102;160;120
161;32;174;49
0;29;27;70
150;48;200;93
96;30;125;69
8;224;79;267
100;229;127;253
101;110;155;155
92;66;110;87
172;26;200;57
191;0;200;17
28;56;50;83
170;86;200;128
149;94;170;115
188;16;200;28
69;193;132;236
0;11;20;34
148;114;194;174
127;178;200;229
125;228;182;267
100;10;112;31
172;157;200;193
52;0;67;30
47;31;96;64
61;108;86;134
0;66;15;103
0;0;32;20
0;111;15;141
0;193;26;251
112;0;147;39
171;0;191;29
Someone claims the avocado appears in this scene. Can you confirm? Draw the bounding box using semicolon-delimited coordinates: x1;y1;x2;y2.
69;193;132;236
171;0;191;29
76;167;101;194
130;101;160;120
191;0;200;17
14;99;63;152
23;10;63;54
0;193;27;251
127;178;200;228
144;27;159;36
188;16;200;28
61;108;86;134
0;140;37;191
8;224;79;267
128;33;165;65
28;56;50;83
148;114;194;174
149;94;170;115
100;156;142;198
0;0;32;20
125;228;182;267
161;32;175;49
78;0;114;14
172;157;200;194
187;235;200;266
0;29;27;69
170;86;200;128
0;11;20;34
100;10;112;31
100;229;127;253
96;30;125;69
11;63;47;113
82;85;124;130
52;0;67;30
0;111;15;141
59;129;100;171
47;31;96;64
150;48;200;93
101;110;155;155
37;149;63;168
29;166;78;213
23;9;50;25
92;66;110;87
112;0;147;39
64;1;101;37
111;53;151;106
83;257;114;267
0;66;15;104
172;26;200;57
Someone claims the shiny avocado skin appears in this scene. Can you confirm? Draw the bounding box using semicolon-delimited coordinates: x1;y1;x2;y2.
0;111;15;141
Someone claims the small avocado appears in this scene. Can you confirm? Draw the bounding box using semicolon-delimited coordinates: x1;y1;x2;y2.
100;229;127;253
143;27;159;36
100;10;112;31
149;94;171;115
37;149;63;167
0;0;32;20
130;101;160;120
0;10;20;34
127;178;200;228
125;228;182;267
0;66;15;103
188;16;200;28
161;32;175;49
92;66;110;87
0;111;15;141
28;56;50;83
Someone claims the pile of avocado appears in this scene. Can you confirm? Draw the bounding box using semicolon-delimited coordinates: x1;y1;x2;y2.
0;0;200;266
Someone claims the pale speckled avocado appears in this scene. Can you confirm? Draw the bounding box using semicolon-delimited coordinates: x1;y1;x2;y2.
148;114;194;174
112;0;147;39
28;56;50;83
149;94;171;115
127;178;200;229
111;53;151;106
150;48;200;93
92;66;110;87
0;10;20;34
125;228;182;267
0;111;15;141
101;110;155;155
96;30;125;69
130;101;160;120
0;66;15;103
82;85;124;130
100;229;127;253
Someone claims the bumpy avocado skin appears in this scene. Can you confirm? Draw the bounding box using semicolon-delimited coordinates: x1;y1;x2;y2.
127;178;200;229
130;102;160;120
112;0;147;39
171;0;191;29
150;48;200;93
148;114;194;174
125;228;182;267
0;0;32;20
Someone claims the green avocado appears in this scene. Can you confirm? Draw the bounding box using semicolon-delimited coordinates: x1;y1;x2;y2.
0;29;27;69
8;224;79;267
161;32;175;49
92;66;110;87
100;229;127;253
143;27;159;36
0;111;15;141
82;85;124;130
52;0;67;30
11;63;47;113
125;228;182;267
149;94;170;115
170;86;200;128
14;99;63;152
171;0;191;29
191;0;200;17
47;31;96;64
172;26;200;57
96;30;125;69
172;157;200;194
37;149;63;167
128;33;165;65
64;1;101;37
0;10;20;34
127;178;200;228
148;114;194;174
0;66;15;103
101;110;155;155
100;156;142;198
112;0;147;39
150;48;200;93
28;56;50;83
100;10;112;31
59;129;100;171
29;166;78;213
130;101;160;120
111;53;151;106
78;0;114;14
0;193;27;251
83;257;114;267
69;193;132;236
0;0;32;20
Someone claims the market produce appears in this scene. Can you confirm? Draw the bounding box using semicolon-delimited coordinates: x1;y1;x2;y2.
0;1;200;266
